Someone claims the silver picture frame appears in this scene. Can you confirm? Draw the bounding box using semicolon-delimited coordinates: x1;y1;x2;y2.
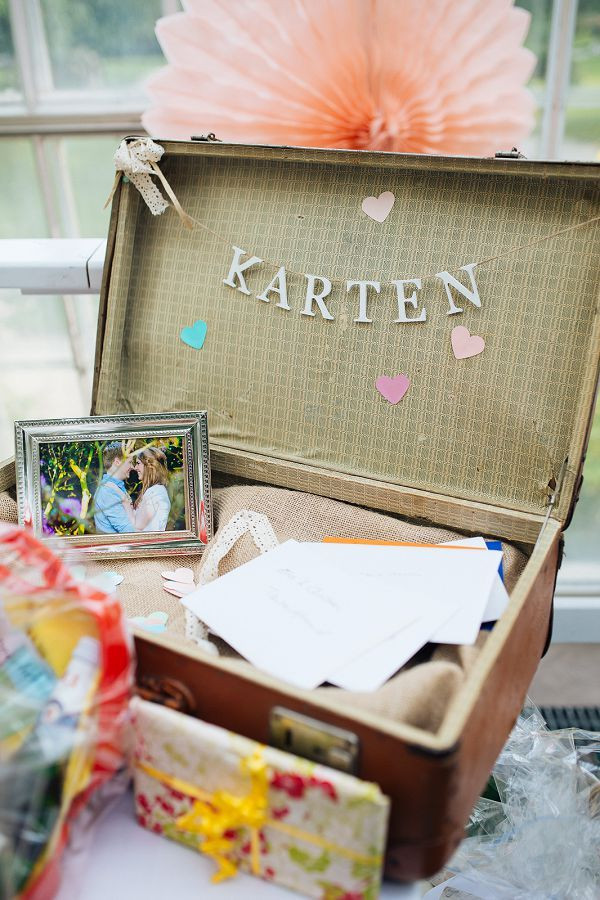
14;411;213;559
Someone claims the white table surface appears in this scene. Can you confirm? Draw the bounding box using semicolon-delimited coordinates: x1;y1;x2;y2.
56;790;423;900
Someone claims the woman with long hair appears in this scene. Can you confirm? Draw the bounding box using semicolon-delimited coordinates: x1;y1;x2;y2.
122;446;171;532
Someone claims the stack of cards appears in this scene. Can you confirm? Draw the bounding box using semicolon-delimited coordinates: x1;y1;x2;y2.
182;538;507;691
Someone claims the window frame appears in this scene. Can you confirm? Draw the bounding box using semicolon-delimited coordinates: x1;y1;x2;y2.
539;0;578;159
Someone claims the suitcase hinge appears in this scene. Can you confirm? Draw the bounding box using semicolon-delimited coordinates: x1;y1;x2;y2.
494;148;526;159
539;456;569;537
191;133;222;142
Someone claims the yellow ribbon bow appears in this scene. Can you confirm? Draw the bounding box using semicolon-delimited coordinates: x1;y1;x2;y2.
174;749;269;883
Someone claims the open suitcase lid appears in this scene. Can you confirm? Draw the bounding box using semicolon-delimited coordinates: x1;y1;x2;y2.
93;140;600;536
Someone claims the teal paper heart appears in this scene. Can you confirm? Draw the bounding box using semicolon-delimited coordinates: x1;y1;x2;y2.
180;320;207;350
128;611;169;634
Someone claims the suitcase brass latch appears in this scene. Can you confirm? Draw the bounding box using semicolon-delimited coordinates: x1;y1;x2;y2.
269;707;360;774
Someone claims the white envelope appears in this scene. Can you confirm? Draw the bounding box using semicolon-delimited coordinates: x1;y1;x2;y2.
182;540;442;690
432;536;509;642
329;605;459;692
303;541;502;690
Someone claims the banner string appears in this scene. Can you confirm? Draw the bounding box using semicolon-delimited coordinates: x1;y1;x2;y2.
475;214;600;267
111;139;600;284
111;138;599;283
181;209;600;284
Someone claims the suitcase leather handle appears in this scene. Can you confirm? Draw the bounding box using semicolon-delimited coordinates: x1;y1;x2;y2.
136;674;197;714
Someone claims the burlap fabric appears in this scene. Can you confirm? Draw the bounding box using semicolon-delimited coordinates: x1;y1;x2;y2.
0;485;527;732
0;492;18;524
321;636;486;731
200;486;526;591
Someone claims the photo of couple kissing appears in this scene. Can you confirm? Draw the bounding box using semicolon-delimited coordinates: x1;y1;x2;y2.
94;442;175;534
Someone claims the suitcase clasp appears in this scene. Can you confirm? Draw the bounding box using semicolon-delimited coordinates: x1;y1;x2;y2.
269;706;360;774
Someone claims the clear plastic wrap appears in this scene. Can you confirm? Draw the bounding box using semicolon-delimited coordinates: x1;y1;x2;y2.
438;705;600;899
0;524;134;900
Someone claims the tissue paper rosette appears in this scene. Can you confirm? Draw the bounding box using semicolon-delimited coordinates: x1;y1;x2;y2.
144;0;535;156
131;698;389;899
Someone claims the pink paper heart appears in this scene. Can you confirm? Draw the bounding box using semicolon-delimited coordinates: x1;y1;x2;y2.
451;325;485;359
375;374;410;404
161;567;195;584
163;581;196;598
361;191;395;223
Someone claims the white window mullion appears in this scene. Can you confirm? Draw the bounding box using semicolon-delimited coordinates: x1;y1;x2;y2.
540;0;578;159
52;139;82;238
0;113;143;137
31;134;60;235
8;0;55;110
7;0;38;111
32;135;91;406
26;0;54;94
52;138;100;399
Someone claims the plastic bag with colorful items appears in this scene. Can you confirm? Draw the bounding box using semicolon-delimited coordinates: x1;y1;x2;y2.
0;524;133;900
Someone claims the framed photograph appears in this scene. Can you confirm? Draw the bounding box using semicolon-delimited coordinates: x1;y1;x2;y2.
14;412;212;559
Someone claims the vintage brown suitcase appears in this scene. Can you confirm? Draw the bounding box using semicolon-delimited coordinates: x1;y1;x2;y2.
1;139;598;881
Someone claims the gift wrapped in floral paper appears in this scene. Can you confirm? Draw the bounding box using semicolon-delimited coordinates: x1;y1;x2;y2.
131;697;390;899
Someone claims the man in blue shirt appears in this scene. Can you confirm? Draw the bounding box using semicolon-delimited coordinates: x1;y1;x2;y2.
93;442;136;534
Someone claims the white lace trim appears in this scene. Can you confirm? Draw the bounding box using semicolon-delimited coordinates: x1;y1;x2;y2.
113;137;169;216
199;510;279;584
184;510;279;650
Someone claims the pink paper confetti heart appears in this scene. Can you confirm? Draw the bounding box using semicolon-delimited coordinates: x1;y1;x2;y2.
375;374;410;404
451;325;485;359
163;581;196;598
361;191;395;223
161;567;195;583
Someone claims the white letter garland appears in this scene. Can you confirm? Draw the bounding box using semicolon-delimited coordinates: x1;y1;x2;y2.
392;279;426;323
302;274;335;321
256;266;290;310
223;246;484;326
436;263;481;315
223;246;264;295
347;280;381;323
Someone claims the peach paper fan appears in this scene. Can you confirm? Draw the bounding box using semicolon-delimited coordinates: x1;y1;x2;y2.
143;0;536;156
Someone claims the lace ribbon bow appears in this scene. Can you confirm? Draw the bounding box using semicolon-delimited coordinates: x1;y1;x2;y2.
104;136;193;229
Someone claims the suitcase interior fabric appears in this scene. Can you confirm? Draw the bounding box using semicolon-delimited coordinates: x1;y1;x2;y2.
93;143;600;533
